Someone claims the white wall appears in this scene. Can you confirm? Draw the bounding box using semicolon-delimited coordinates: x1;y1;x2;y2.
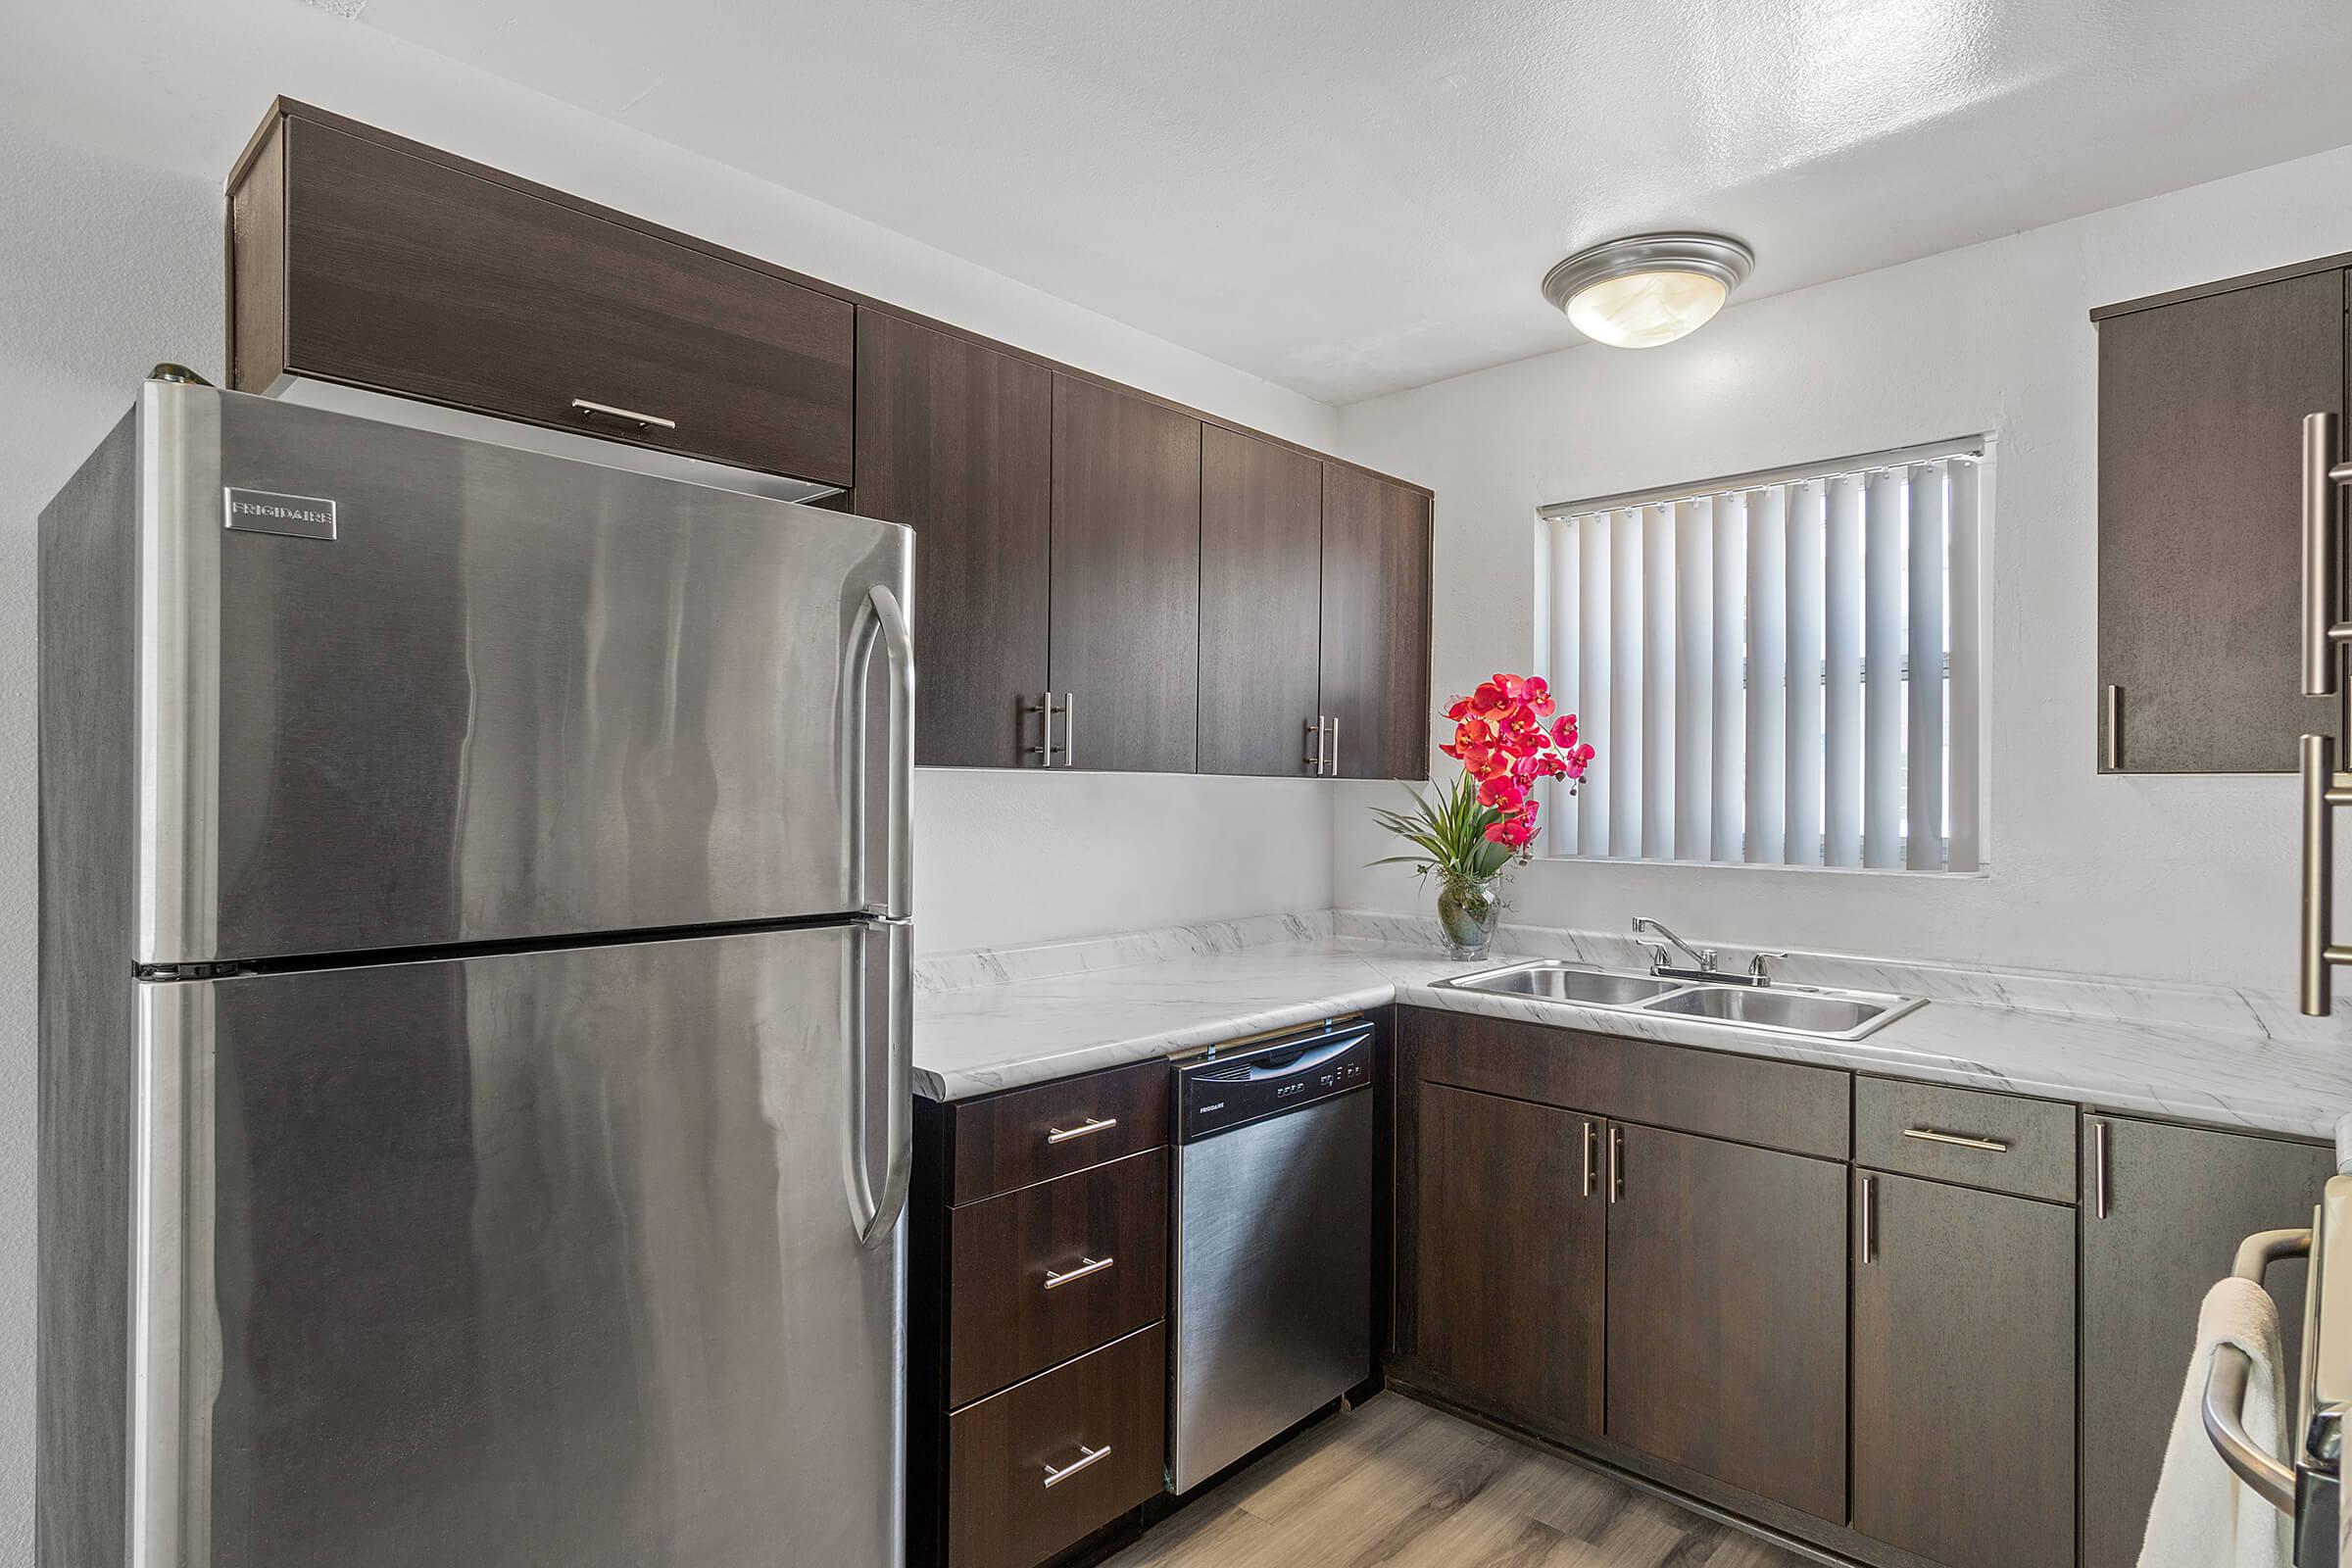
0;119;225;1566
1334;141;2352;998
0;9;1345;1556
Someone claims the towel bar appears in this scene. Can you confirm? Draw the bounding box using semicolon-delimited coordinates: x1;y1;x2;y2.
2201;1226;2313;1516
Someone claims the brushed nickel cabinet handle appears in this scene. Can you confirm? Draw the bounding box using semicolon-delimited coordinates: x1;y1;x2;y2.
1900;1126;2010;1154
2304;411;2343;696
2301;733;2352;1015
1580;1120;1596;1199
1305;717;1325;772
1607;1124;1623;1203
1042;1444;1111;1489
1327;713;1341;776
2102;684;2123;772
1043;1255;1115;1291
569;397;677;432
1860;1173;1878;1263
1045;1115;1117;1146
2091;1118;2110;1218
1028;693;1063;765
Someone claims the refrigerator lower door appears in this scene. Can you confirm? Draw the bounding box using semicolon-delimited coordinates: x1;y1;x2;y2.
114;382;913;965
129;923;906;1568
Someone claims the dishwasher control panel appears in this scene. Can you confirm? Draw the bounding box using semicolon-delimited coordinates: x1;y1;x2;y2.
1176;1022;1374;1143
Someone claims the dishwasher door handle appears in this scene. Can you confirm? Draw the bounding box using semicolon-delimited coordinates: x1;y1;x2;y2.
1224;1030;1371;1080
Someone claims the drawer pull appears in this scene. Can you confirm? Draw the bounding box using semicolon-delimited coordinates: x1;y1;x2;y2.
1900;1126;2010;1153
1042;1254;1115;1292
1041;1443;1111;1490
570;397;678;432
1045;1115;1118;1146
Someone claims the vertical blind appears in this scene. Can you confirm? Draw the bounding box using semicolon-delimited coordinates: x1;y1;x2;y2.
1533;439;1985;871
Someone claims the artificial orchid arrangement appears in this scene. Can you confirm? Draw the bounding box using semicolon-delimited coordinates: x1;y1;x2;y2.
1370;673;1594;955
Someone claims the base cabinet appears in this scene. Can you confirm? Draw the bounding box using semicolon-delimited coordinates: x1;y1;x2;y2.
1412;1085;1603;1435
2079;1115;2336;1568
1852;1170;2076;1568
909;1062;1173;1568
1604;1122;1848;1523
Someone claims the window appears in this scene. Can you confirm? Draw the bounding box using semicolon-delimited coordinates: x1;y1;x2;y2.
1534;438;1987;871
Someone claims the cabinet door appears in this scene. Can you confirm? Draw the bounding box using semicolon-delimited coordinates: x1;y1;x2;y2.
2096;270;2343;772
855;312;1052;768
1198;427;1325;775
1606;1122;1846;1522
1853;1170;2075;1568
1050;378;1201;772
2080;1116;2333;1568
1414;1084;1604;1437
260;115;856;485
1320;466;1432;781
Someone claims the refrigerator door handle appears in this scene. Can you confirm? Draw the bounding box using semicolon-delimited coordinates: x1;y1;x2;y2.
841;582;915;921
848;915;914;1250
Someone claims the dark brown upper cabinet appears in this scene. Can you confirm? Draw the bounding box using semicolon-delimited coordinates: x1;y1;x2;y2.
855;311;1053;768
1321;466;1434;781
2095;265;2345;772
1198;427;1325;775
228;107;856;487
1050;378;1202;773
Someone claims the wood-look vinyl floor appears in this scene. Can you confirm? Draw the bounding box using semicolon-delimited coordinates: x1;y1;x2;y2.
1103;1394;1810;1568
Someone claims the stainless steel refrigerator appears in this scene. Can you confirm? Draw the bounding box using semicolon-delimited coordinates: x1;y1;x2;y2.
37;379;915;1567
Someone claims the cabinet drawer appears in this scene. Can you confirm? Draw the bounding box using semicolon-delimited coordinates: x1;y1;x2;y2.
947;1323;1166;1568
1855;1078;2077;1203
1404;1006;1848;1159
265;116;856;485
950;1061;1169;1204
949;1150;1167;1407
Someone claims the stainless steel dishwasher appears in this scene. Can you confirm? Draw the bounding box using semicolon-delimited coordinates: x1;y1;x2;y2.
1167;1017;1374;1494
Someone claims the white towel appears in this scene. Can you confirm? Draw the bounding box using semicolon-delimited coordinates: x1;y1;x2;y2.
2137;1276;2292;1568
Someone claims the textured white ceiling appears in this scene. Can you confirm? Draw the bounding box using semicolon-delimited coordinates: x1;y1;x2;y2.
336;0;2352;403
20;0;2352;406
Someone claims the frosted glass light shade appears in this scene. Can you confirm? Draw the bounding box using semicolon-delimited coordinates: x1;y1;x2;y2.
1564;270;1729;348
1542;232;1754;349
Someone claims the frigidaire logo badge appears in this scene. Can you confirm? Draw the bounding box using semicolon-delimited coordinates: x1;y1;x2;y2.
223;487;338;541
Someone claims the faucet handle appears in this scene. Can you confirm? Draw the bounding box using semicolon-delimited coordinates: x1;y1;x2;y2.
1746;951;1793;983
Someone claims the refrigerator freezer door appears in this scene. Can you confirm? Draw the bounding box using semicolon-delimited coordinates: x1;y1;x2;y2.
123;382;912;964
128;923;905;1567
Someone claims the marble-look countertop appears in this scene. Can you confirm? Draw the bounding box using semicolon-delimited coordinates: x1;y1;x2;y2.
913;914;2352;1139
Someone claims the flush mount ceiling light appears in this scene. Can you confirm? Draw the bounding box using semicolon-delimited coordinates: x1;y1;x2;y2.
1542;232;1755;349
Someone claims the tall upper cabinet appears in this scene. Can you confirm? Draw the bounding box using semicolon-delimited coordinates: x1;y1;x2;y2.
1198;428;1326;775
2094;263;2347;772
1322;466;1435;780
1050;380;1203;774
854;312;1053;769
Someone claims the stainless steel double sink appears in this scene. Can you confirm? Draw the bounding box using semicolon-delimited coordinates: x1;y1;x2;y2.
1436;959;1925;1042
